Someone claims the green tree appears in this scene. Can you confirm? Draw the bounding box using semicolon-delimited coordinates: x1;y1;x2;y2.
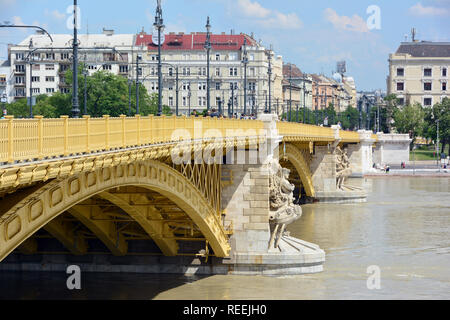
393;102;425;148
383;94;399;132
424;98;450;154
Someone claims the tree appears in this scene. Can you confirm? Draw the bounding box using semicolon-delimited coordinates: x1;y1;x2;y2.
393;102;425;148
384;94;399;133
424;98;450;154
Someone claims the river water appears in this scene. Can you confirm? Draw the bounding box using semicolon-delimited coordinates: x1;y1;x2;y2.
1;177;449;300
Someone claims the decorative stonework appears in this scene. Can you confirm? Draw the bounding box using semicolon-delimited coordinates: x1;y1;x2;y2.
268;161;302;250
336;147;352;190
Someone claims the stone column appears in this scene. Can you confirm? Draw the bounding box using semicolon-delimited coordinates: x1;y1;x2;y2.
346;130;376;176
310;145;337;193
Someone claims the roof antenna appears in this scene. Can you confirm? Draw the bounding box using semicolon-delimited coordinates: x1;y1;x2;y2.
411;28;416;42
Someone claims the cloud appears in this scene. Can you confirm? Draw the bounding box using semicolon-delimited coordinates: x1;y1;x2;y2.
409;3;450;16
324;8;369;33
258;11;303;29
237;0;271;18
234;0;302;30
12;16;25;26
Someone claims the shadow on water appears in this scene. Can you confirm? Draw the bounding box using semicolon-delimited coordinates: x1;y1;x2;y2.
0;271;210;300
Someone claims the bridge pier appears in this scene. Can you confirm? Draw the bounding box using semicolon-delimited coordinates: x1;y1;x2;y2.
346;130;377;177
219;114;325;275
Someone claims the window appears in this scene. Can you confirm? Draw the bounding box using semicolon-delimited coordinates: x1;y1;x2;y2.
15;76;25;84
249;82;256;91
151;82;158;91
168;68;173;76
15;88;25;97
45;76;55;82
46;88;55;93
215;54;220;61
229;53;238;61
424;68;432;77
32;64;40;71
229;82;238;90
397;68;404;76
103;64;112;71
249;67;255;77
183;97;187;107
215;82;221;90
15;53;24;61
46;53;55;60
398;98;405;105
424;82;432;91
45;64;54;71
32;76;40;82
119;65;128;73
249;54;254;61
229;67;238;76
88;65;97;70
424;98;432;106
215;68;220;76
15;65;25;73
216;97;221;106
443;82;447;91
32;88;40;94
397;82;404;91
60;64;70;72
443;68;447;77
60;88;69;94
198;82;206;91
168;97;173;107
182;67;190;76
61;53;70;60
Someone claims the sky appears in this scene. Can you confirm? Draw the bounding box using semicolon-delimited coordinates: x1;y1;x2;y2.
0;0;449;91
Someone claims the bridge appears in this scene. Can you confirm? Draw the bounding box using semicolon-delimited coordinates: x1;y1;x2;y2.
0;114;391;275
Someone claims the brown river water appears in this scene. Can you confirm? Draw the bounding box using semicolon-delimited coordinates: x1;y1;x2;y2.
0;177;449;300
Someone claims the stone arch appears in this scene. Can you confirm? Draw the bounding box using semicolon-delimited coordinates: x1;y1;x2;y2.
0;160;230;262
280;143;315;198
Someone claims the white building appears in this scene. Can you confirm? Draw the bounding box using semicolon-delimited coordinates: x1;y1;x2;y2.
0;60;11;107
8;29;135;102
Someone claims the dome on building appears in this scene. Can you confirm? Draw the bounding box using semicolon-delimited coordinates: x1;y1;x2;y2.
332;72;342;83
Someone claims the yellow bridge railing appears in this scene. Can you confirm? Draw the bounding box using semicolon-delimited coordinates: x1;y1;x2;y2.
277;122;335;140
0;115;373;165
0;115;265;164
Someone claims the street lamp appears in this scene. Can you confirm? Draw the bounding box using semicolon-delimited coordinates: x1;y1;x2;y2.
242;38;248;116
28;39;34;118
71;0;80;118
82;68;88;115
154;0;165;116
136;54;142;115
267;47;272;114
205;17;212;112
128;78;132;116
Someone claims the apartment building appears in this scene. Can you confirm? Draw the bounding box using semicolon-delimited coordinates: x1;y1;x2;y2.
0;60;10;107
387;41;449;107
8;29;135;102
133;31;283;115
311;74;355;112
282;63;313;114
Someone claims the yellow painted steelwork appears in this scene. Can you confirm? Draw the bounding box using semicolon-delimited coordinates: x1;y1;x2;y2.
0;160;230;262
281;143;315;197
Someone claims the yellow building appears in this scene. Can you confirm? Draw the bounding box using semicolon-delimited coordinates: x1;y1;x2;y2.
387;41;449;107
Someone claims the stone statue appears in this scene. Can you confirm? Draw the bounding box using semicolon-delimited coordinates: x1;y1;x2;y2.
336;147;352;190
268;161;302;250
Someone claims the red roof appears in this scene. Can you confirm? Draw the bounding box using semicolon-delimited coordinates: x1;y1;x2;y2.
135;32;257;51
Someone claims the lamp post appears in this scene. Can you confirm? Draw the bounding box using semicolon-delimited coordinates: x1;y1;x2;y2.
136;54;141;115
437;119;440;172
267;48;272;114
28;39;33;118
154;0;165;116
188;82;191;116
205;17;212;112
242;38;248;116
71;0;80;118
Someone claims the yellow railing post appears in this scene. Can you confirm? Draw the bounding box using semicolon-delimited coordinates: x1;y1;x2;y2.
103;115;110;150
34;115;44;159
120;115;126;148
136;114;141;146
61;116;69;156
149;115;154;144
6;116;14;163
83;115;90;153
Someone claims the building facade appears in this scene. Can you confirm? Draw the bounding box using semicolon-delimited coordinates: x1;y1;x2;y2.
7;29;135;103
387;41;449;107
282;63;313;116
134;31;283;116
